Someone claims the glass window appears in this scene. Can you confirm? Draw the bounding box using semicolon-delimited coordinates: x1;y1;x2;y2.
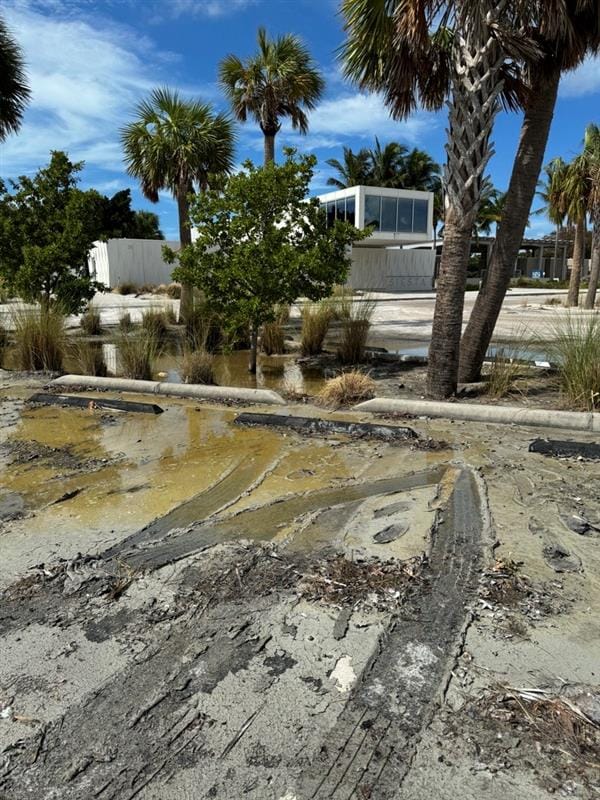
397;199;413;233
346;196;356;226
364;194;381;230
413;199;429;233
326;201;336;228
381;197;397;232
336;197;346;222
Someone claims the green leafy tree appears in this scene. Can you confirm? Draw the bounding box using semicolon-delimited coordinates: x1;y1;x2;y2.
167;151;367;373
219;27;324;165
0;151;101;312
92;189;164;240
0;16;30;141
121;87;235;322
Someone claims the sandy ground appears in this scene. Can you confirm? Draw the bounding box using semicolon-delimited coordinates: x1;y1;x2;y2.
0;373;599;799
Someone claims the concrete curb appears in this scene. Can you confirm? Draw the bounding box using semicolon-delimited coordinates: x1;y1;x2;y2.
50;375;287;406
354;397;599;433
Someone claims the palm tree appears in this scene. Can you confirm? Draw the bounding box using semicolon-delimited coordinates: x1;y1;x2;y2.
219;27;324;165
0;17;30;141
563;155;589;307
121;88;235;323
458;1;600;382
581;123;600;309
400;148;441;192
475;184;506;238
536;158;569;278
368;138;408;187
326;146;371;188
343;0;540;398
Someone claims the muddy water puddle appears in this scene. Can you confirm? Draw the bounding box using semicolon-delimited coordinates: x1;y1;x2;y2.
0;394;455;567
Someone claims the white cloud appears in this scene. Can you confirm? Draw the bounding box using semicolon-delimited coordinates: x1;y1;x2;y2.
559;55;600;98
158;0;256;19
283;92;440;147
0;2;214;178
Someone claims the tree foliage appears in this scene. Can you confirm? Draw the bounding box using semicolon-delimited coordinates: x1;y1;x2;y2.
167;151;367;367
0;16;30;142
92;189;164;240
0;151;101;312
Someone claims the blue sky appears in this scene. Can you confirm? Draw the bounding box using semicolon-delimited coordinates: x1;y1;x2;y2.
2;0;599;240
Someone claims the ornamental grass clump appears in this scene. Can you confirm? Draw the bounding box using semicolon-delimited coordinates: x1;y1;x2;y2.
80;305;102;335
547;313;600;410
185;300;223;352
337;295;375;365
181;348;216;385
118;332;158;381
118;312;134;332
300;300;333;356
318;370;375;408
261;305;289;355
70;342;107;377
141;308;169;346
12;306;66;372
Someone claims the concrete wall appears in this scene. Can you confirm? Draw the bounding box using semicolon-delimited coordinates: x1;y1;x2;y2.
348;247;435;292
88;239;180;289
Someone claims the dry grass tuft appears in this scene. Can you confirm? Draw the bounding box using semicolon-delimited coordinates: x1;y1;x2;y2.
318;370;375;408
141;308;169;345
118;312;134;333
336;294;375;365
114;282;138;295
261;305;289;355
181;348;216;385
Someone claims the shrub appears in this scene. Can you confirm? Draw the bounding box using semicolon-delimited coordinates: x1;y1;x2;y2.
80;305;102;335
181;349;216;385
114;282;138;295
547;313;600;410
118;332;158;380
484;345;530;399
70;341;107;377
318;370;376;408
138;283;157;294
12;306;66;372
337;296;375;365
167;283;181;299
141;308;168;345
300;300;333;356
118;312;134;332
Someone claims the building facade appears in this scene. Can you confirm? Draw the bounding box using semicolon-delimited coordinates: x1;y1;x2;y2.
88;238;179;289
317;186;436;292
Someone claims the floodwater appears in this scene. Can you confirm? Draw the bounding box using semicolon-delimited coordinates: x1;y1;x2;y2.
0;394;451;569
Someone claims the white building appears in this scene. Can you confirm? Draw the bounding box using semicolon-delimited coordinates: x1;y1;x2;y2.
88;238;179;289
317;186;435;292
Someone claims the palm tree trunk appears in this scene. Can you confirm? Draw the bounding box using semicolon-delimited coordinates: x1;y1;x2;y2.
584;208;600;309
458;67;560;383
567;217;585;306
427;208;473;397
249;325;258;373
176;185;194;325
264;134;275;165
426;8;505;398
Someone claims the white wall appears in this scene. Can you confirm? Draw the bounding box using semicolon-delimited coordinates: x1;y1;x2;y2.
88;239;180;288
348;247;435;292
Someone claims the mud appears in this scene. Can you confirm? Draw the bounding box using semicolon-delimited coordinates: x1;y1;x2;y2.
1;373;600;799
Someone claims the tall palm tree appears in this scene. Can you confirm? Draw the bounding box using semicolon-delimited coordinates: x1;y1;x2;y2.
343;0;540;398
219;27;324;165
474;183;506;238
458;1;600;382
563;155;589;307
0;17;30;141
121;88;235;323
537;157;569;277
400;148;441;192
368;138;408;187
581;123;600;309
326;146;372;188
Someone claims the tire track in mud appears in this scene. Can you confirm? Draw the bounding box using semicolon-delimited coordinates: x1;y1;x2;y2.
297;468;485;799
